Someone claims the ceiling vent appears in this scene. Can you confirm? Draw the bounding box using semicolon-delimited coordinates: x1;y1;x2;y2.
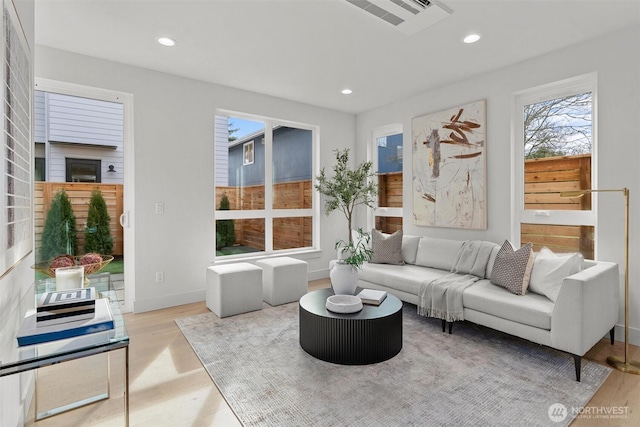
345;0;450;35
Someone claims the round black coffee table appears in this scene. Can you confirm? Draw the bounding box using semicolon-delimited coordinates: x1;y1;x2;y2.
299;288;403;365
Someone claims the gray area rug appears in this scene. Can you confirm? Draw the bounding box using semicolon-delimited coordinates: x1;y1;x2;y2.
176;301;610;427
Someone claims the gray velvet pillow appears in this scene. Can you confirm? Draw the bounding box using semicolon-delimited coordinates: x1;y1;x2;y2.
370;229;404;265
490;240;535;295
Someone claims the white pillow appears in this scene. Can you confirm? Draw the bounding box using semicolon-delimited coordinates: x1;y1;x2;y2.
528;247;584;302
401;235;420;265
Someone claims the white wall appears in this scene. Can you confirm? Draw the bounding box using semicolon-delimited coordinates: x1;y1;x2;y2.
1;1;35;426
356;25;640;345
35;46;356;313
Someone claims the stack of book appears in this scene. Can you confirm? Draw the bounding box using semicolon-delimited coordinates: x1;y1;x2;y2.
17;288;114;347
37;287;96;327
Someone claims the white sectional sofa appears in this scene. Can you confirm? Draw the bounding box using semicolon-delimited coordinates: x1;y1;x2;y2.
357;234;620;381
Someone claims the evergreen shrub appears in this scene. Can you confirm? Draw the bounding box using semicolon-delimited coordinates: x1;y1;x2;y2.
216;194;236;250
84;190;114;255
41;190;78;260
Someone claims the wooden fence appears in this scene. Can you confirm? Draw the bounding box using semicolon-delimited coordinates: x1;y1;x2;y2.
216;180;312;250
523;154;593;258
35;182;124;259
524;154;591;210
376;172;403;234
214;155;593;257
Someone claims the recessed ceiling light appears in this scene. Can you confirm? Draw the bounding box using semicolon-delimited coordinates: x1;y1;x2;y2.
341;89;353;95
463;34;481;44
157;37;176;47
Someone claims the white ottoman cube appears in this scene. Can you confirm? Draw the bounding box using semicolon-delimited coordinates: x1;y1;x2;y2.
206;263;263;318
256;257;308;306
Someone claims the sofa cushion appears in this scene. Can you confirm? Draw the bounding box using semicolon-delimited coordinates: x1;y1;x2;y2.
370;229;404;265
401;235;420;265
490;241;535;295
529;247;584;302
463;280;553;330
359;262;447;296
415;237;465;271
484;245;501;279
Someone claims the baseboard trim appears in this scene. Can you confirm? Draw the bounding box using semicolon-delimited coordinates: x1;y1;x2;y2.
134;289;206;313
308;268;329;281
613;323;640;347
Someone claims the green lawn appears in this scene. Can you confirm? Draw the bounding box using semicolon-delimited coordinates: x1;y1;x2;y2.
101;256;124;274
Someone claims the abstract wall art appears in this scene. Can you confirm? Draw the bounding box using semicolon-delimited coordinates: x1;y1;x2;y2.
412;100;486;229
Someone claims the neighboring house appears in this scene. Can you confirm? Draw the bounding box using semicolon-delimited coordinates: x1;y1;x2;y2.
377;133;402;174
227;126;312;186
34;90;124;183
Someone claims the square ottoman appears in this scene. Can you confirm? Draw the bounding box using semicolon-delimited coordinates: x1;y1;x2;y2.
256;257;308;306
206;263;263;318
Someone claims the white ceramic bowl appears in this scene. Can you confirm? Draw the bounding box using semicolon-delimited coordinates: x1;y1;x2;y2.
325;294;363;314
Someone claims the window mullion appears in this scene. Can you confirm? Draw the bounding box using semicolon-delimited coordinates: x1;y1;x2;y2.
264;122;274;253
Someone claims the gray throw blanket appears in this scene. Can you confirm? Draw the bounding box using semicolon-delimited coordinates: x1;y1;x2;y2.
451;240;496;277
417;240;496;322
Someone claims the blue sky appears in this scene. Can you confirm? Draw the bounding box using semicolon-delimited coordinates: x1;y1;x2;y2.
230;117;265;139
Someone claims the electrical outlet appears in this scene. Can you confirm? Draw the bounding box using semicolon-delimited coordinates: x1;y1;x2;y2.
155;202;164;214
155;271;164;283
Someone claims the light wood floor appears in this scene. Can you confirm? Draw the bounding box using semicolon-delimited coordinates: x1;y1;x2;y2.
27;278;639;426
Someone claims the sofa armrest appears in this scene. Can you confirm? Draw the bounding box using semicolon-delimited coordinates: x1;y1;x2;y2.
550;261;619;355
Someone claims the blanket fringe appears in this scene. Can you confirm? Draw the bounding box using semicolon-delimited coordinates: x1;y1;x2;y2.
417;307;465;323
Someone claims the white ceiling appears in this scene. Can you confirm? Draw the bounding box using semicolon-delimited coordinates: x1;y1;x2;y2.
35;0;640;114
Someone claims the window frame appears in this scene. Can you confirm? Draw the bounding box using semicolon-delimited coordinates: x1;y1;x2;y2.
214;111;319;261
65;158;102;183
511;73;597;248
370;123;404;231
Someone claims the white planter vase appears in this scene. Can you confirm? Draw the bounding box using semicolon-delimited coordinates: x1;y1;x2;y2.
329;260;359;295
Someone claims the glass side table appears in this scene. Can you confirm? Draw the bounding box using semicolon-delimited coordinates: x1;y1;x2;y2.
0;276;129;426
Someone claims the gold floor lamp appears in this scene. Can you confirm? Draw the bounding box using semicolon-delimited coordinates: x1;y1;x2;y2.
561;188;639;374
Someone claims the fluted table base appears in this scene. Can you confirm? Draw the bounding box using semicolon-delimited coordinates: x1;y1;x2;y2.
299;288;403;365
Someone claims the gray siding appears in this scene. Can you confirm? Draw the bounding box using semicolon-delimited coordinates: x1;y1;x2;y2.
378;133;403;173
34;90;45;143
49;145;123;183
47;92;123;147
34;90;124;183
228;127;312;186
214;115;229;186
273;127;312;182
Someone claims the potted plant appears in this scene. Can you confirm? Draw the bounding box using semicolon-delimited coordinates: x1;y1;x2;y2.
315;149;378;294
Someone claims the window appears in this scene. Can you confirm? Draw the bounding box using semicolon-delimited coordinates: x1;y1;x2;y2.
372;125;403;233
214;114;315;257
66;158;101;182
513;74;595;258
34;157;45;181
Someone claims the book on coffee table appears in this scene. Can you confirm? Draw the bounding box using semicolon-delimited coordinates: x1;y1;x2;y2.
356;289;387;306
